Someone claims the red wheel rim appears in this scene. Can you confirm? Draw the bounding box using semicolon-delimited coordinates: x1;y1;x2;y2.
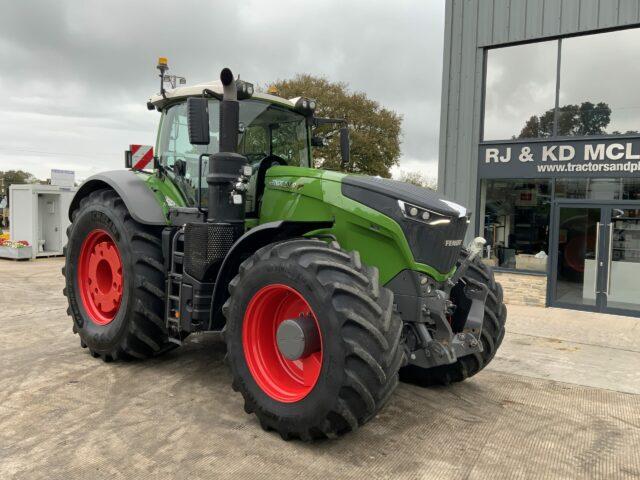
77;229;123;326
242;284;323;403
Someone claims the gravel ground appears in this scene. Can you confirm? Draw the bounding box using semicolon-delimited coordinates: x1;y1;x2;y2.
1;257;639;479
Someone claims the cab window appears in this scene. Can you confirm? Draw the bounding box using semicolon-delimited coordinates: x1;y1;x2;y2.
157;101;220;205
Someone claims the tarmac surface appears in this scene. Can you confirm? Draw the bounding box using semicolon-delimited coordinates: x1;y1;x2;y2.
1;257;639;479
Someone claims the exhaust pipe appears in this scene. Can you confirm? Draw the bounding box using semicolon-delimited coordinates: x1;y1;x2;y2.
219;68;239;153
206;68;248;225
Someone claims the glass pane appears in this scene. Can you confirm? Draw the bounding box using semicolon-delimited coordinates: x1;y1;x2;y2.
483;40;558;140
559;28;640;136
555;207;600;306
481;179;551;270
606;208;640;311
554;178;640;200
158;101;221;206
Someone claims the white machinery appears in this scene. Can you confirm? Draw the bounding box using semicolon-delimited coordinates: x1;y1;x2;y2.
9;184;77;259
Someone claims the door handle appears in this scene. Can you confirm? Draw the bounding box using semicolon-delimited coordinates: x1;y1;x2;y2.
594;222;601;294
606;223;613;296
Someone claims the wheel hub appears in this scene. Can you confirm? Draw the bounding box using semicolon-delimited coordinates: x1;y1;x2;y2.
276;315;321;361
78;229;123;325
242;284;323;403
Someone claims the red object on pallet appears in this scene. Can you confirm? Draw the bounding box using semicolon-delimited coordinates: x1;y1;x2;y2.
130;144;154;170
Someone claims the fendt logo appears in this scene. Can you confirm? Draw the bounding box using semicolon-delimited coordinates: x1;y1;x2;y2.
444;239;463;247
268;179;304;191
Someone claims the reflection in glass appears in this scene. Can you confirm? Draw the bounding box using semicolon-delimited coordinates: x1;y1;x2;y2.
560;28;640;136
607;208;640;312
483;41;557;141
481;179;551;270
555;207;600;306
555;178;640;200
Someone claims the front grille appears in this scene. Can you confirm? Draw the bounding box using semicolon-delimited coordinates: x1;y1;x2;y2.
341;180;469;275
183;223;243;281
403;216;468;274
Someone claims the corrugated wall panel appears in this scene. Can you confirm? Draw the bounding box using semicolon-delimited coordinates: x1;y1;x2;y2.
442;0;464;197
455;0;480;207
477;0;640;46
579;0;601;30
524;0;546;39
509;0;528;40
477;0;494;45
492;0;511;44
598;0;621;27
560;0;581;33
619;0;640;23
542;0;562;36
438;0;454;191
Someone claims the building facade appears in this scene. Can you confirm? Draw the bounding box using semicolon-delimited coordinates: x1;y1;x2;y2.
439;0;640;316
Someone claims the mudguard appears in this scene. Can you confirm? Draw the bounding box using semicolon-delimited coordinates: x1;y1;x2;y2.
69;170;166;225
209;220;334;329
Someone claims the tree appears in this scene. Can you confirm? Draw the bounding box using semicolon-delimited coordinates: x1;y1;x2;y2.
268;75;402;177
397;170;437;190
0;170;37;185
517;101;612;138
0;170;38;201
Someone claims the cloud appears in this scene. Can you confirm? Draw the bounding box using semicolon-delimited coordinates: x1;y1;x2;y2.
0;0;444;180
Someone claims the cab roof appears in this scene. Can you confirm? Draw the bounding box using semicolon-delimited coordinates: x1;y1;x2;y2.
148;80;296;111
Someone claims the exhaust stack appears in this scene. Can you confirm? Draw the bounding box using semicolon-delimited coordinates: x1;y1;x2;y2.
183;68;249;285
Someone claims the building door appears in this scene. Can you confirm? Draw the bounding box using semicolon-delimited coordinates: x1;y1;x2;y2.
550;204;640;315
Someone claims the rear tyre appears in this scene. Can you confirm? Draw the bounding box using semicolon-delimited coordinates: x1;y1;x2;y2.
400;251;507;386
63;188;174;361
223;239;405;440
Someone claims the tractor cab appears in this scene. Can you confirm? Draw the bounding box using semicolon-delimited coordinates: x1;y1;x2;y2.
148;80;316;215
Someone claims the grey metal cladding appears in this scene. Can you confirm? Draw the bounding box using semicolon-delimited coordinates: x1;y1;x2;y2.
438;0;640;240
476;0;640;47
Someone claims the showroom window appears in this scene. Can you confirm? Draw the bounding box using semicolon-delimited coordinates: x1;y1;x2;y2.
482;27;640;141
555;178;640;201
559;29;640;137
481;179;551;271
483;40;558;141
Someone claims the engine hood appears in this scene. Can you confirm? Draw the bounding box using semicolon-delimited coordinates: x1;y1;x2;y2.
341;175;469;274
341;176;467;219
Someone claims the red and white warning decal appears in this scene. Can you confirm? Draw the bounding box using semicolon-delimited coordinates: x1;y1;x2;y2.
130;144;154;170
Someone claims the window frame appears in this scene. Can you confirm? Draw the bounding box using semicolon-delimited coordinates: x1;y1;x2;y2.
480;24;640;143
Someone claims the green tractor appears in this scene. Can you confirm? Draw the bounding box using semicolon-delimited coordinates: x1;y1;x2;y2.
63;61;506;440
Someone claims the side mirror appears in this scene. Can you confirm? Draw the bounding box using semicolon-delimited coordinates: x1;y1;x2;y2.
339;127;350;170
311;136;327;147
187;97;210;145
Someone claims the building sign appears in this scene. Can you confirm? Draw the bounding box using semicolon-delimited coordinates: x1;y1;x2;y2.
51;169;75;187
478;137;640;178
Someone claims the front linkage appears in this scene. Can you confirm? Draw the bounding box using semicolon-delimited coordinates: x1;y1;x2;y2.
400;237;489;369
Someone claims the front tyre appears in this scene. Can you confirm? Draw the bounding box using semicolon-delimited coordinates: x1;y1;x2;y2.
223;239;405;440
400;251;507;386
63;188;174;361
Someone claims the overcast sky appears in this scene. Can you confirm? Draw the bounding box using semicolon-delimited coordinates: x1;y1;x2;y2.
0;0;445;182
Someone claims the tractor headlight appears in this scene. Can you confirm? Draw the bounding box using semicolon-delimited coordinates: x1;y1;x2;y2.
398;200;452;226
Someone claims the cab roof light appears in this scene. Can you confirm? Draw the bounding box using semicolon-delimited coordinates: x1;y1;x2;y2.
236;80;254;100
291;97;317;116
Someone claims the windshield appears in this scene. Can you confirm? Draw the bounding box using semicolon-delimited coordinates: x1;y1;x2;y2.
157;99;310;205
